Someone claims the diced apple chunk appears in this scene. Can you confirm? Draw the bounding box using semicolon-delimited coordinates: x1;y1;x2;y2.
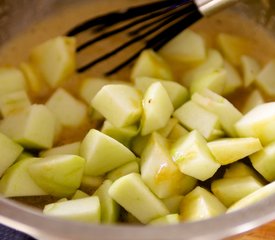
28;154;85;197
207;137;262;165
43;196;101;223
157;118;179;138
141;82;174;135
170;130;220;181
0;91;31;117
0;67;26;96
211;176;263;207
39;141;80;157
250;141;275;182
173;100;223;140
256;60;275;96
223;61;242;95
162;195;184;213
228;181;275;212
0;104;56;149
159;29;206;63
30;36;76;88
108;173;169;224
46;88;87;128
168;123;189;141
241;55;261;87
131;49;174;81
93;180;119;223
107;161;139;182
92;84;142;128
141;133;197;198
131;134;150;157
149;214;180;225
235;102;275;146
192;89;243;137
0;157;47;197
80;129;136;176
71;190;89;200
180;186;226;221
242;90;264;114
80;176;104;191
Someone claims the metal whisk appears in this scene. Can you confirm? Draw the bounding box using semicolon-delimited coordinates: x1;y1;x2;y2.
67;0;238;75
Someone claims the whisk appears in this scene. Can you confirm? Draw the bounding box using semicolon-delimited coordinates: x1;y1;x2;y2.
67;0;238;75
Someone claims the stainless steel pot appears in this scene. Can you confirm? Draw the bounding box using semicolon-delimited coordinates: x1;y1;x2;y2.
0;0;275;239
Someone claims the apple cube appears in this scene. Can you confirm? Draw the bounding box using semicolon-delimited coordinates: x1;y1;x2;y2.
30;36;76;88
101;120;139;147
242;90;264;114
168;123;189;141
131;49;174;81
241;55;261;87
0;157;47;197
235;102;275;145
0;67;26;97
256;60;275;96
46;88;87;128
39;141;81;157
190;69;226;95
130;134;150;157
92;84;142;128
43;196;101;223
80;129;136;176
192;89;243;137
173;100;223;140
141;82;174;136
228;181;275;212
159;29;206;63
180;186;226;221
80;176;104;191
28;154;85;197
0;90;31;117
93;180;120;223
223;61;242;95
171;130;220;181
71;190;89;200
207;137;262;165
107;161;139;182
108;173;169;224
141;133;197;198
211;176;263;207
149;214;180;225
181;49;224;87
157;118;179;138
250;141;275;182
162;195;184;213
0;104;56;149
134;77;189;109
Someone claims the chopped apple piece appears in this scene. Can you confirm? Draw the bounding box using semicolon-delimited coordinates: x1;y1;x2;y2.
211;176;263;207
0;157;47;197
39;141;80;157
93;180;119;223
28;154;85;197
228;181;275;212
171;130;220;181
241;55;261;87
159;29;206;63
43;196;101;223
192;89;243;137
134;77;189;109
141;133;197;198
107;161;139;182
108;173;169;224
190;69;226;95
173;100;223;140
217;33;249;66
250;141;275;182
207;137;262;165
101;120;139;147
30;36;76;88
149;214;180;225
80;176;104;191
235;102;275;146
0;90;31;117
157;118;179;138
242;90;264;114
131;49;174;81
180;186;226;221
80;129;136;176
0;104;56;149
46;88;87;128
223;61;242;95
181;49;223;87
92;84;142;128
168;123;189;141
256;60;275;96
141;82;174;136
162;195;184;213
131;134;150;157
71;190;89;199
